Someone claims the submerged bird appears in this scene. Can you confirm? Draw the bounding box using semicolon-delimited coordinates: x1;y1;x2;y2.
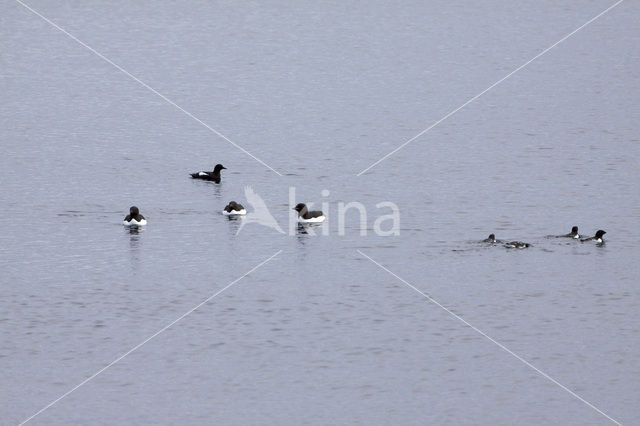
505;241;530;249
190;164;226;183
293;203;325;223
483;234;497;243
123;206;147;226
581;230;606;243
223;201;246;215
558;226;580;239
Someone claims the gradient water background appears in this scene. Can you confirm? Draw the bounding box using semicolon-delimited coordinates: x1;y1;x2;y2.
1;1;639;424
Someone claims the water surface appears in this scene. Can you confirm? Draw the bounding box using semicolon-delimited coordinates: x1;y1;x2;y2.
1;1;639;424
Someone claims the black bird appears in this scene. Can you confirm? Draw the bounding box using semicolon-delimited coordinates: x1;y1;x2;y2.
505;241;530;249
190;164;226;183
293;203;325;223
123;206;147;226
483;233;497;243
558;226;580;239
581;230;606;243
223;201;246;215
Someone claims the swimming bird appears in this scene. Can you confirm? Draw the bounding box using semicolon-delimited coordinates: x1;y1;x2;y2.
236;186;285;234
190;164;226;183
293;203;325;223
223;201;246;215
505;241;530;249
558;226;580;239
123;206;147;226
581;230;606;243
483;234;497;243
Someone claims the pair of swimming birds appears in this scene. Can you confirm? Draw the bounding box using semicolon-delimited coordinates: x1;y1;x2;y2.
483;226;606;248
223;201;326;223
556;226;606;242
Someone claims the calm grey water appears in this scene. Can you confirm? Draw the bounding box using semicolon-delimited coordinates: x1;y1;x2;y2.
1;1;639;424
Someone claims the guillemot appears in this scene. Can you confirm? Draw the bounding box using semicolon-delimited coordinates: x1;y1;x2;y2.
558;226;580;239
581;230;606;243
190;164;226;183
223;201;247;215
123;206;147;226
483;234;497;243
505;241;530;249
293;203;325;223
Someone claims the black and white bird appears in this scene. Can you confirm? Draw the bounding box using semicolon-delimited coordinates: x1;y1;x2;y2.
505;241;530;249
190;164;226;183
223;201;246;215
293;203;325;223
123;206;147;226
558;226;580;239
581;230;606;243
483;233;497;243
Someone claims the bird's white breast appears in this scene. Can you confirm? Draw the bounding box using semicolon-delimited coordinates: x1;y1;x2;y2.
123;218;147;226
223;209;246;215
298;215;325;223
